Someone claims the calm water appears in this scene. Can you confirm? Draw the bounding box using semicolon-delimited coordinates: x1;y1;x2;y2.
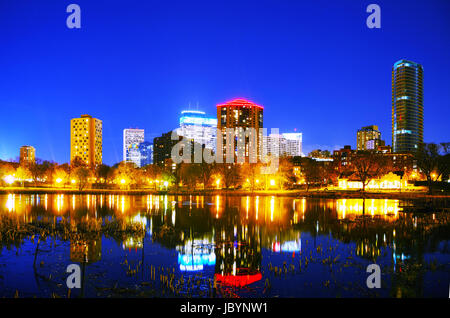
0;194;449;298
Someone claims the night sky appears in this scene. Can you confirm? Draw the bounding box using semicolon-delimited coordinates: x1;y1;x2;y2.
0;0;449;165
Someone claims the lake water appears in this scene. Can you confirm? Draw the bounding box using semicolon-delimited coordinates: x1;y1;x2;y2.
0;194;449;298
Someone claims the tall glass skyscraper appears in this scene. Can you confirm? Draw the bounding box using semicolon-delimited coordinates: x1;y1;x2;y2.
392;59;423;153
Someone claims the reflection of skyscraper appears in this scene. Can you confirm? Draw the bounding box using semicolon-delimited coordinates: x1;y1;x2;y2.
214;221;262;287
176;238;216;271
70;115;102;166
392;60;424;153
123;128;145;167
176;110;217;152
70;238;102;264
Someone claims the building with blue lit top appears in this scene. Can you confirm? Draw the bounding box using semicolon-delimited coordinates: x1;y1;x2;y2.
176;110;217;152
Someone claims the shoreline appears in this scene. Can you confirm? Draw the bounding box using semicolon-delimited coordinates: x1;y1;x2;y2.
0;187;449;200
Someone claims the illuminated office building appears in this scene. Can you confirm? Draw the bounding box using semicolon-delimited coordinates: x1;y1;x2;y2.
139;141;153;167
123;128;145;167
175;110;217;152
70;114;102;166
392;59;424;153
263;133;303;157
19;145;35;166
217;98;264;162
357;125;381;151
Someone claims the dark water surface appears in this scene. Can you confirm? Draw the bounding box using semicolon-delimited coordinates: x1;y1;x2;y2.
0;194;449;298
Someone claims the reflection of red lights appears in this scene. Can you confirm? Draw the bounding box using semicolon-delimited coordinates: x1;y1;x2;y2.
272;242;280;252
214;272;262;287
217;98;264;110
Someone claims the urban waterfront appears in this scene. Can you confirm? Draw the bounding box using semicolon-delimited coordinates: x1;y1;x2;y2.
0;194;448;298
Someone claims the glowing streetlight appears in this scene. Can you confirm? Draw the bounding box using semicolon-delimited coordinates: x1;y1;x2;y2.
216;179;221;189
120;179;126;184
56;178;62;184
270;179;276;186
71;179;76;184
4;175;15;185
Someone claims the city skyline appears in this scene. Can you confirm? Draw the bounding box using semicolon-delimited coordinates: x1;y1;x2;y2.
1;0;449;165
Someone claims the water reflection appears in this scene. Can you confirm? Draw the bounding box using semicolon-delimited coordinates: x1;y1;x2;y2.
0;194;448;298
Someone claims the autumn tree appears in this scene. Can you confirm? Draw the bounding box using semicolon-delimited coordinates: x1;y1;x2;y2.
144;164;162;190
95;164;111;186
349;151;389;193
199;161;215;190
180;164;201;189
241;163;261;191
415;142;450;194
15;166;31;187
216;163;240;189
277;157;296;190
73;166;91;191
301;158;324;191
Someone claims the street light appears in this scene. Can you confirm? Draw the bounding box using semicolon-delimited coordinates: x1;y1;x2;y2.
4;175;15;185
216;179;220;189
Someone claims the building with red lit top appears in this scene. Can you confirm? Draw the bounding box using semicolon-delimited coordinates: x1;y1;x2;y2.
216;98;264;162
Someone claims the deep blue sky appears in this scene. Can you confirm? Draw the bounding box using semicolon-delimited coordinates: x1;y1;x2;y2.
0;0;449;165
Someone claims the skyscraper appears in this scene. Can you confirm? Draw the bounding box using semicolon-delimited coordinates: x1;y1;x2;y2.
138;141;153;167
153;131;180;166
217;98;264;162
19;145;35;166
175;110;217;152
357;125;381;151
70;115;102;166
392;59;424;153
123;128;145;167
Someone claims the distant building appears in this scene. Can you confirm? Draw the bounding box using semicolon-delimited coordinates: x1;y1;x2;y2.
357;125;381;151
333;145;354;169
392;59;424;153
123;128;145;167
217;98;264;162
19;146;35;166
139;141;153;167
366;138;386;151
70;115;102;166
263;133;303;157
153;131;180;166
175;110;217;152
